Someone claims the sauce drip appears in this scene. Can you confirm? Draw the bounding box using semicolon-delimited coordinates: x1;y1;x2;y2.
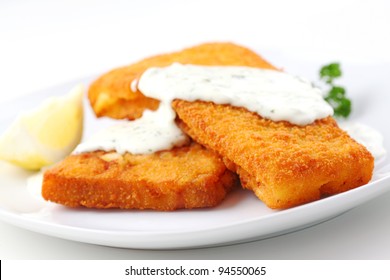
76;64;339;155
139;64;333;126
339;122;386;160
74;106;189;154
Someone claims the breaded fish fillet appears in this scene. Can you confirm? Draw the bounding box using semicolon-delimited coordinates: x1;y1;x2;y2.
43;43;252;210
88;42;277;120
173;101;374;209
86;42;374;209
42;143;237;210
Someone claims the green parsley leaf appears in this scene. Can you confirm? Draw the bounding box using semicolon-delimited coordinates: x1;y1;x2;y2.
319;62;352;118
325;90;351;117
327;86;346;99
320;63;342;84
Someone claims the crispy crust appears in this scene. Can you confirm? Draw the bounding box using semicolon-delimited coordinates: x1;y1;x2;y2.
173;101;374;209
75;42;374;209
88;42;277;120
42;143;238;210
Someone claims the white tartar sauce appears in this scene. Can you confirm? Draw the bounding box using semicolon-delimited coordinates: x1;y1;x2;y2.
76;64;335;155
339;122;386;160
74;106;189;154
138;63;333;126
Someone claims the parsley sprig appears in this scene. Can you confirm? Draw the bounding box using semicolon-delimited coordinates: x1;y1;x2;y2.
320;63;351;118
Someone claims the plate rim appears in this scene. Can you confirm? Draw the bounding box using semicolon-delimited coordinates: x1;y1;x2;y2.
0;173;389;249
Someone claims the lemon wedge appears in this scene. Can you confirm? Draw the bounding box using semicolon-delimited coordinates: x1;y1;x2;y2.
0;85;84;170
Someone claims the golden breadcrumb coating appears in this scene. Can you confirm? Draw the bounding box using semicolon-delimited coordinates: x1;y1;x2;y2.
58;41;374;209
173;101;374;209
88;42;277;120
42;143;237;210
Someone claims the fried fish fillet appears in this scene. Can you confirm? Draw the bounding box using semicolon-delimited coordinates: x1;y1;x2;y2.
86;42;374;209
42;143;237;210
173;101;374;209
43;43;257;210
88;42;277;120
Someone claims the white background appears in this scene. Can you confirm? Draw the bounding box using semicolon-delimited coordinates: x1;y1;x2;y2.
1;0;390;259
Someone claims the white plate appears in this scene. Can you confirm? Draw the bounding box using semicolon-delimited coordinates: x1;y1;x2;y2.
0;62;390;250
